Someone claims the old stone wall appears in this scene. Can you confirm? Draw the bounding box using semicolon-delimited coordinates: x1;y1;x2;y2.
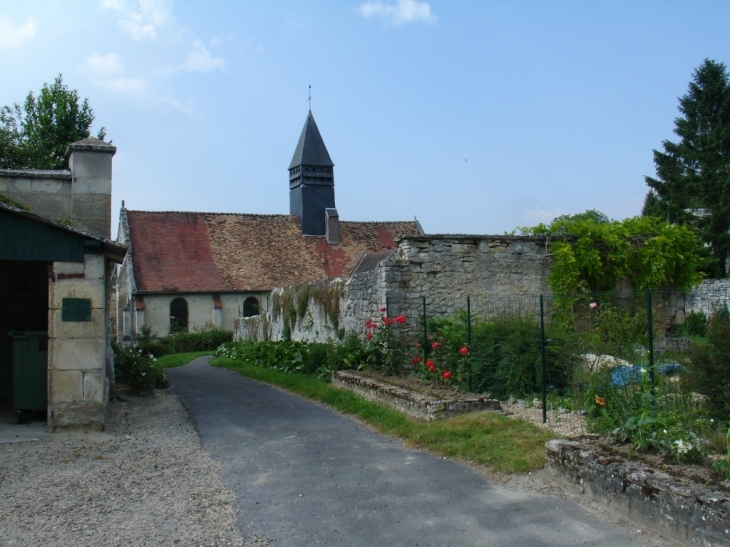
685;279;730;318
235;235;553;343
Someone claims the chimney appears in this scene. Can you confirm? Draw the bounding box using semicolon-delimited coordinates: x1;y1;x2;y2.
325;208;340;244
66;137;116;239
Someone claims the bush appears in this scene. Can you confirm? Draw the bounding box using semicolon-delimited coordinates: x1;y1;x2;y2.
688;308;730;420
215;335;366;380
136;323;232;357
113;344;168;393
684;310;708;338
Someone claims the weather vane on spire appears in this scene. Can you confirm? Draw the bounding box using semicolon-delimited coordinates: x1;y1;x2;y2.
308;84;312;111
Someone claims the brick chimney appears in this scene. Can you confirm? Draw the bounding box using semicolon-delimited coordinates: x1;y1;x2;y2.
325;208;340;244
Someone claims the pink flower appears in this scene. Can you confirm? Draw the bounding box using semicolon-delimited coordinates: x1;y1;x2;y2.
459;347;469;355
431;342;439;350
442;371;451;380
589;302;597;309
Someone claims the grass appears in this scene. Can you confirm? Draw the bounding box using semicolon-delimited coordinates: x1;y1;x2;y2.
157;351;212;368
212;357;553;473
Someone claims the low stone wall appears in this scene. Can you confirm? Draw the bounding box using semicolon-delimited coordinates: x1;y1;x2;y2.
331;371;501;421
546;439;730;546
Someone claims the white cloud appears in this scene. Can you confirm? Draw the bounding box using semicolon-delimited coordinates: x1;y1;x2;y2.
359;0;437;26
180;40;225;72
103;0;170;40
0;17;37;52
84;53;124;77
82;53;146;93
522;206;563;225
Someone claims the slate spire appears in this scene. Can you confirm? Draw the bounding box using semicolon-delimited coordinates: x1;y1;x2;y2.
289;111;336;236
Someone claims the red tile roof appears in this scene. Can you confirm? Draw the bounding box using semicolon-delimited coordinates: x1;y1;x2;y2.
126;211;421;293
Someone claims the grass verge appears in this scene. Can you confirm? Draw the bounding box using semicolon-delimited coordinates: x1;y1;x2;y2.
157;351;212;369
212;357;553;473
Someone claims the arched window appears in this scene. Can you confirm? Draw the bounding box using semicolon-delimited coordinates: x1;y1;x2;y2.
170;298;189;332
243;296;260;318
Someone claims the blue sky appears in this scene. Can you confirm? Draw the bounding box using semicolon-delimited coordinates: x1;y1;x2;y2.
1;1;729;237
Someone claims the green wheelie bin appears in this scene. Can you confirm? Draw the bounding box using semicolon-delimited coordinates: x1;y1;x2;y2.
7;331;48;423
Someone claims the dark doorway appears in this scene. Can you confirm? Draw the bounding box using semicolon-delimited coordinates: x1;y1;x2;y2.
170;298;189;332
243;297;260;317
0;261;49;416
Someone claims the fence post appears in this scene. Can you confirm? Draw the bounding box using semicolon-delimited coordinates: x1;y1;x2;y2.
467;296;472;392
422;296;428;358
385;295;389;317
540;294;547;424
646;289;655;389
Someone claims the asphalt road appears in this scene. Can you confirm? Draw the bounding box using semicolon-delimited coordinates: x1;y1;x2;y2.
168;357;661;547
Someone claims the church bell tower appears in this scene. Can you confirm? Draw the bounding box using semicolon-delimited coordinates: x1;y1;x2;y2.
289;110;335;236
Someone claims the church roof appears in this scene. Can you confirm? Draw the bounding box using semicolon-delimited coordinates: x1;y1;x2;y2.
288;111;334;169
124;210;421;293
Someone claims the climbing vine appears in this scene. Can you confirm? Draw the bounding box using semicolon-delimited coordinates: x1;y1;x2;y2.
521;215;703;294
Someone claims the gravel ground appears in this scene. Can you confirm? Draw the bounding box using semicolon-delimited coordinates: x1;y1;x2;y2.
500;398;589;438
0;391;249;547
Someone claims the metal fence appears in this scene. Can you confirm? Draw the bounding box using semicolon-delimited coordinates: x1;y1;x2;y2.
400;288;729;437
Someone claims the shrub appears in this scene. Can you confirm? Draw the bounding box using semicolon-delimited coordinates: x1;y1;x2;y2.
137;323;232;357
688;308;730;420
684;310;708;338
113;344;168;393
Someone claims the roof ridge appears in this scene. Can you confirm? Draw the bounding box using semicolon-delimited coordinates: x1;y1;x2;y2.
126;210;297;218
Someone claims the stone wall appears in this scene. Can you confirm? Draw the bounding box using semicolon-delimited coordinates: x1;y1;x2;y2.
686;279;730;318
235;234;553;343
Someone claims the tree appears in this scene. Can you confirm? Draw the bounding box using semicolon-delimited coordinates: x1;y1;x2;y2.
643;59;730;278
0;75;105;170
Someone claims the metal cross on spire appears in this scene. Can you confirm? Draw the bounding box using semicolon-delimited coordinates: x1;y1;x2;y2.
308;84;312;111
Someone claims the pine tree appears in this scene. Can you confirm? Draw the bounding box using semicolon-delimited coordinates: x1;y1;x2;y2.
643;59;730;278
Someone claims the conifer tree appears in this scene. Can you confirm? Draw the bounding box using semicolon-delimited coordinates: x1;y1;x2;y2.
643;59;730;278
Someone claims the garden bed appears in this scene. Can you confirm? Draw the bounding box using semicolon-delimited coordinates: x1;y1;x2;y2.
331;370;501;421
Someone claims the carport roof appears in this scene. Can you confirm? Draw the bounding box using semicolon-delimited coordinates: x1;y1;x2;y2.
0;202;127;262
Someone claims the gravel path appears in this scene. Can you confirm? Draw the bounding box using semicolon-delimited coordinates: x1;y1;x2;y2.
0;391;246;547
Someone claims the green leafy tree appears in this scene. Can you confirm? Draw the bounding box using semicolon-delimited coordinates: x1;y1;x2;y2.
643;59;730;278
0;75;105;170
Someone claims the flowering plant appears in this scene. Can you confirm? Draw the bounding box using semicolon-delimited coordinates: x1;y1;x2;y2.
362;311;410;374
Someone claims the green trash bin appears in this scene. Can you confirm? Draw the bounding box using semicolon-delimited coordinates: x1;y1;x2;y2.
7;331;48;423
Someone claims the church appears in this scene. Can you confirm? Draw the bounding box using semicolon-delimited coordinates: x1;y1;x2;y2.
113;111;422;340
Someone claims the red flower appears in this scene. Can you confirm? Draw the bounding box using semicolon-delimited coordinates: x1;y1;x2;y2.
442;371;451;379
394;315;406;324
412;356;421;364
383;317;393;326
380;307;387;312
428;365;436;372
459;347;468;355
366;332;373;340
415;343;421;347
431;342;439;350
426;360;434;367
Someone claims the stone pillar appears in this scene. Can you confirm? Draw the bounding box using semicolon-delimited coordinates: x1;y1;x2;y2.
47;253;108;430
66;138;116;239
